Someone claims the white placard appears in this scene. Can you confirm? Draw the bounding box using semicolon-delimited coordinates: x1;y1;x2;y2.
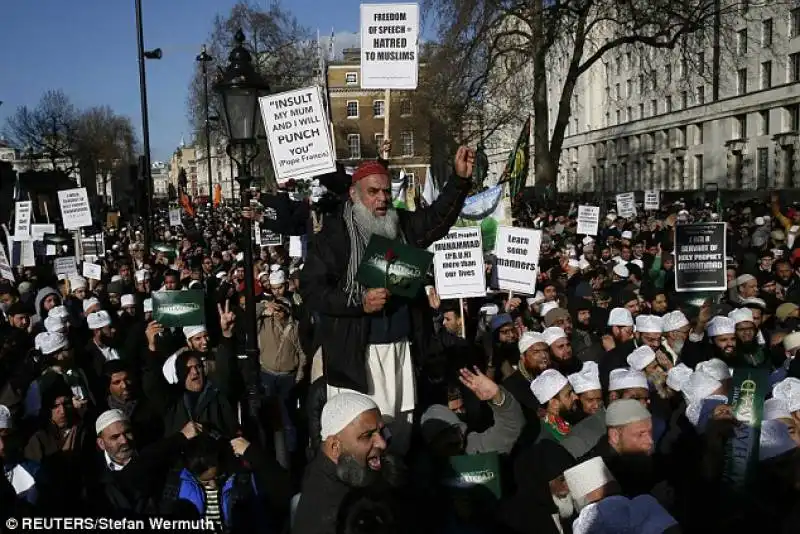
169;208;182;227
360;3;420;89
494;226;542;295
45;245;56;256
289;236;303;258
57;187;93;229
254;222;262;246
31;223;56;241
0;246;14;282
577;205;600;236
82;262;102;280
54;256;78;277
13;201;32;240
431;227;486;299
259;86;336;184
20;241;35;267
616;192;637;218
644;190;660;210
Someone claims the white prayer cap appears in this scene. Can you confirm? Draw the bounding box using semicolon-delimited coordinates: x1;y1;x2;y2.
69;276;88;291
568;361;602;394
111;275;123;283
215;271;227;280
87;310;112;330
36;331;68;355
686;395;728;432
773;377;800;413
270;264;281;272
0;405;11;429
530;369;569;404
579;258;591;270
44;315;67;333
613;263;630;279
608;368;648;392
707;316;735;337
320;392;379;439
662;310;689;332
606;399;651;427
95;409;128;436
48;305;69;319
134;269;150;282
479;304;499;316
742;297;767;310
635;315;663;334
696;358;732;382
607;308;634;327
582;236;594;246
518;331;547;354
269;270;286;285
258;271;270;281
784;332;800;352
754;216;765;226
764;398;792;421
681;371;723;405
162;353;179;384
728;308;754;325
626;346;656;371
121;294;136;308
621;230;633;240
540;301;560;318
760;420;798;462
572;495;678;534
567;259;580;270
183;325;207;340
563;456;615;500
143;298;153;314
666;363;693;392
542;326;567;346
736;274;756;286
83;297;101;313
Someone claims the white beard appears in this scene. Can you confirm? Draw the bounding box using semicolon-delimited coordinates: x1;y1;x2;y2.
552;493;575;519
669;339;685;356
353;200;400;240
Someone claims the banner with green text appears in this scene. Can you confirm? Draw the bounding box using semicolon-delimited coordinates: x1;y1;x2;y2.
152;290;206;328
356;235;433;298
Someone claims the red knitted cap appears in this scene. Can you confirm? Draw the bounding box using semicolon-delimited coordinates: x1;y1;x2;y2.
352;160;389;183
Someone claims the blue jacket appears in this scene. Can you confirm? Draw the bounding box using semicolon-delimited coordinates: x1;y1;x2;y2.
3;460;41;505
175;468;259;529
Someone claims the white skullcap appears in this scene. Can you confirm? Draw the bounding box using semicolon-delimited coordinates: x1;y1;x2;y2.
764;398;792;421
696;358;732;382
162;352;179;384
564;456;615;499
568;361;602;394
258;271;270;280
44;315;67;333
183;325;207;340
736;274;756;286
542;326;568;346
621;231;633;240
572;495;678;534
135;269;150;282
631;259;644;270
143;298;153;314
479;304;499;316
635;315;663;334
121;294;136;308
773;378;800;413
518;331;547;354
607;308;634;327
613;263;630;279
69;276;88;291
0;404;11;430
320;392;379;439
111;275;123;283
760;420;798;462
742;297;767;310
686;394;728;432
728;308;754;325
608;368;648;392
83;297;101;313
530;369;569;404
582;236;594;246
662;310;689;332
36;331;68;355
606;398;652;426
627;346;656;371
270;264;281;272
48;305;69;319
269;270;286;285
754;216;765;226
707;316;735;337
784;332;800;352
579;258;591;270
215;271;227;280
95;409;128;435
540;301;560;318
682;371;723;405
666;363;693;392
87;310;112;330
567;259;580;269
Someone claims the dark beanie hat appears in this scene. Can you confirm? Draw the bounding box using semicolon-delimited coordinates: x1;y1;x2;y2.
175;350;204;387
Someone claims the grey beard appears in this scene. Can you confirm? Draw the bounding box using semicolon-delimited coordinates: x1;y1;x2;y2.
353;200;400;240
670;339;685;356
335;453;405;489
552;493;575;519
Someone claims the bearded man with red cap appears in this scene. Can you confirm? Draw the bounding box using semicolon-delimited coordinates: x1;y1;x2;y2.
300;146;474;453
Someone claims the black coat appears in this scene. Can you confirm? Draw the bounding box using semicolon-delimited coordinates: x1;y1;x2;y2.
293;454;352;534
299;174;470;392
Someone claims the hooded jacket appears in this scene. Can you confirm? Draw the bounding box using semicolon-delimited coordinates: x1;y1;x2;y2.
30;287;60;331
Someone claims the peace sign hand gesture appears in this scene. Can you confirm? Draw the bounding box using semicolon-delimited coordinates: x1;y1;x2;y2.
218;301;236;338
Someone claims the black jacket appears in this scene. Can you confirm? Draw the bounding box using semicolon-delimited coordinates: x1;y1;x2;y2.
293;453;353;534
299;175;470;392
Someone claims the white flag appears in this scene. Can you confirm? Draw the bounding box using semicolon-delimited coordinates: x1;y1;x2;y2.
422;167;440;207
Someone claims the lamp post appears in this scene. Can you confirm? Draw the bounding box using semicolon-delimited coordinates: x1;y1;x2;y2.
197;44;215;218
214;29;270;375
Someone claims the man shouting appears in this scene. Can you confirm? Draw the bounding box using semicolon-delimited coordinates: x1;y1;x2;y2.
301;147;474;453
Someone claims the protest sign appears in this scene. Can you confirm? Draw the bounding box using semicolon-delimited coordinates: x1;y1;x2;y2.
13;201;32;240
494;226;542;295
259;86;336;184
57;188;93;229
169;208;182;227
82;262;102;281
723;367;768;491
576;206;600;236
289;236;304;258
152;290;206;328
644;190;660;210
31;224;56;241
81;235;104;258
360;3;419;89
0;245;14;282
54;256;78;277
357;235;433;298
674;222;727;292
431;227;486;299
20;241;35;267
260;228;283;247
615;192;637;218
45;245;56;256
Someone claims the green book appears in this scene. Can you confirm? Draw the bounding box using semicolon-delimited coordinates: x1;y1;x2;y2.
356;235;433;298
441;452;502;500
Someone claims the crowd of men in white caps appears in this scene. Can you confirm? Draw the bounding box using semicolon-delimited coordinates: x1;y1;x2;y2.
4;145;800;534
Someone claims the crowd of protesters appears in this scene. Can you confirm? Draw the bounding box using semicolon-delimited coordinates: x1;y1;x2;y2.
3;142;800;534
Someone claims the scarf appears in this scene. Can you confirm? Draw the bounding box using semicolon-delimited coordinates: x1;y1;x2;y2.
542;414;571;441
343;201;372;306
108;395;138;420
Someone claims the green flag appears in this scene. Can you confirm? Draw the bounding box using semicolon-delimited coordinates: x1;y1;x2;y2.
501;117;530;206
152;290;206;327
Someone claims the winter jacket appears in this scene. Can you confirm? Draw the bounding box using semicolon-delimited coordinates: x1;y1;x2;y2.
30;287;60;332
257;316;306;375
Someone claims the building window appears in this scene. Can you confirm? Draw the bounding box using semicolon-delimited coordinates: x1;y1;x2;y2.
626;51;632;70
790;53;800;83
605;112;610;126
627;106;632;122
605;86;611;102
758;147;769;188
615;83;621;99
638;75;645;94
677;126;687;147
698;51;705;75
651;99;658;116
665;65;672;84
789;104;800;131
695;154;704;187
737;68;747;95
697;86;705;105
626;79;632;98
616;109;621;124
400;99;412;116
762;19;773;47
374;133;384;153
651;71;657;91
346;101;359;118
639;103;644;120
400;131;414;157
680;57;688;78
740;0;749;15
681;91;689;109
760;110;771;136
761;62;772;89
737;29;747;55
666;96;673;113
348;134;361;159
734;114;747;139
372;100;385;118
792;8;800;38
695;123;704;145
345;72;358;85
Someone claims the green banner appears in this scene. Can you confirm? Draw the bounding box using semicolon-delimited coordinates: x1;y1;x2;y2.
356;235;433;298
152;290;206;327
441;452;502;500
722;367;769;491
